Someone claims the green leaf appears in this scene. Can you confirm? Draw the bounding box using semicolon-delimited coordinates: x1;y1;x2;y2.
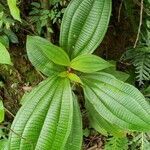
101;61;129;82
59;71;83;84
102;67;129;82
64;94;82;150
83;128;90;137
60;0;112;58
0;42;12;65
81;72;150;131
0;35;9;48
86;100;126;137
130;132;150;150
68;73;83;84
0;139;8;150
9;76;73;149
7;0;21;22
0;100;4;123
26;36;69;76
123;46;150;85
105;136;128;150
4;29;19;44
70;54;112;73
27;36;70;66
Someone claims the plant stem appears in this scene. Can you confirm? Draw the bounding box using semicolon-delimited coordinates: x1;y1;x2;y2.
134;0;144;48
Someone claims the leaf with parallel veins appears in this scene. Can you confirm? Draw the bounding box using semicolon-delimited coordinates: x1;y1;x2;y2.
82;72;150;132
9;76;73;150
60;0;112;58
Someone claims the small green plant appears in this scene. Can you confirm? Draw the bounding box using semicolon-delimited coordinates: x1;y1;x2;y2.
0;2;19;46
29;1;65;34
8;0;150;149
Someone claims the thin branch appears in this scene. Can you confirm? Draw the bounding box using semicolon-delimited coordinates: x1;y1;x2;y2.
134;0;144;48
4;107;15;118
118;0;124;22
133;0;149;14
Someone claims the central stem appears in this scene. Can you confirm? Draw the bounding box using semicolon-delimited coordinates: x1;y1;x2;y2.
67;67;74;73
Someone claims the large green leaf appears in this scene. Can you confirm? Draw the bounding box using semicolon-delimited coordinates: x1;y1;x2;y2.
0;100;4;123
102;67;130;82
26;36;69;76
70;54;112;73
9;76;73;149
27;36;70;66
60;0;112;58
0;139;8;150
7;0;21;22
81;72;150;131
0;42;12;65
64;94;83;150
102;61;129;82
86;100;125;137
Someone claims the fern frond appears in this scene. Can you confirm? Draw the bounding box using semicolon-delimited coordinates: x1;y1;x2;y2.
123;46;150;85
141;0;150;46
105;136;128;150
130;132;150;150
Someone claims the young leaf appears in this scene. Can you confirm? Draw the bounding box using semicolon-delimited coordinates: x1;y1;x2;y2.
70;54;112;73
81;72;150;131
68;73;83;84
59;71;83;84
64;94;83;150
7;0;21;22
0;100;4;123
26;36;68;76
9;76;73;149
0;42;12;65
60;0;112;58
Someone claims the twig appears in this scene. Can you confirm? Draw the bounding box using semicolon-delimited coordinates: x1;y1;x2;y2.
37;70;46;79
118;0;124;22
134;0;144;48
0;126;34;149
133;0;149;15
4;107;15;118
